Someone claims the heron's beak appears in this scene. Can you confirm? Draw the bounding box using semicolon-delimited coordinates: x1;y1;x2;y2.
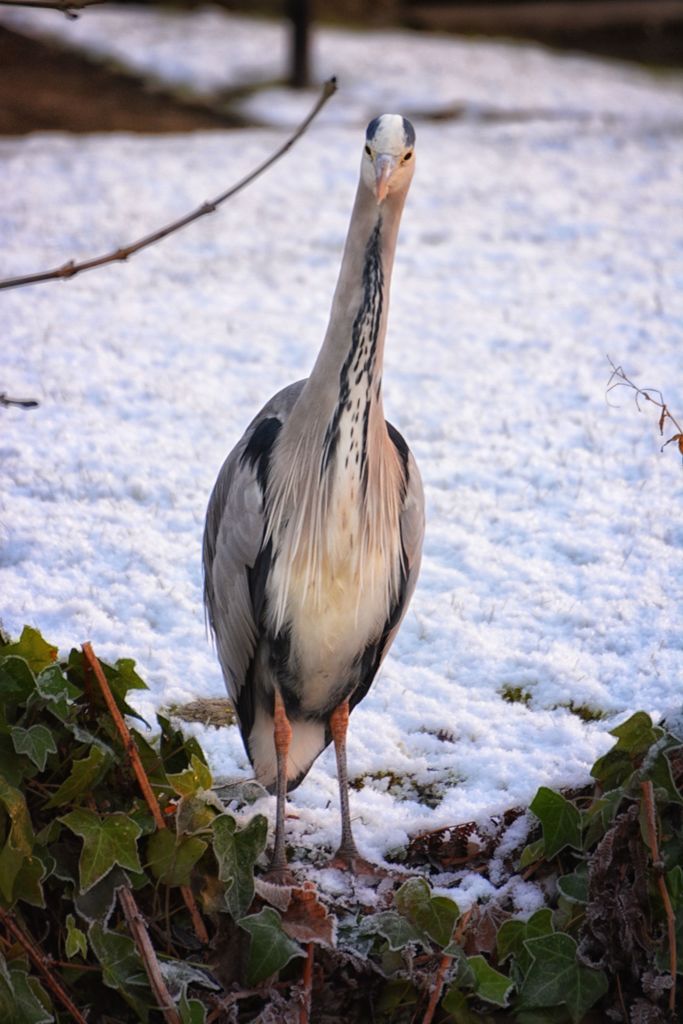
374;154;398;204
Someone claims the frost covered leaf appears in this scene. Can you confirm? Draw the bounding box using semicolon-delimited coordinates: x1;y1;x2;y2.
89;922;152;1020
467;954;514;1007
362;910;423;951
160;960;219;1000
239;906;305;985
394;877;459;947
212;812;267;919
529;787;582;859
518;837;545;869
146;829;207;887
65;913;88;959
60;808;142;893
45;745;110;809
521;933;608;1022
0;957;53;1024
168;753;213;797
10;725;57;772
281;882;335;946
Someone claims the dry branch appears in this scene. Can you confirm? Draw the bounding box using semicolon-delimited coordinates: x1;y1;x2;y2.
421;907;473;1024
0;0;103;16
640;780;677;1013
607;356;683;458
0;77;338;292
0;391;39;409
0;907;88;1024
118;886;181;1024
82;641;209;945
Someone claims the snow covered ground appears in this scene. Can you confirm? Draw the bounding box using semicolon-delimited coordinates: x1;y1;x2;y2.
2;6;682;906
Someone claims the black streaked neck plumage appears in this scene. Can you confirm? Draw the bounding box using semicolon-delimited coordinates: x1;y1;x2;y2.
302;175;409;443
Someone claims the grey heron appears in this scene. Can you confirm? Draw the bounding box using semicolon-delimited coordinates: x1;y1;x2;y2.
203;114;424;876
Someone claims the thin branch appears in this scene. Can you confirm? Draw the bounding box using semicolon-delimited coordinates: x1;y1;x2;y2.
300;941;314;1024
118;887;181;1024
0;77;338;292
0;391;39;409
606;356;683;457
421;908;473;1024
640;781;677;1014
0;0;103;16
0;907;89;1024
82;642;209;945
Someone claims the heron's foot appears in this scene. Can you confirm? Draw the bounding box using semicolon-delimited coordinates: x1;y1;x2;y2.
263;861;295;887
327;846;386;877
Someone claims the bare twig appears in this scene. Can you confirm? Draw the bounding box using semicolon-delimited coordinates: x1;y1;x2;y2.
0;391;39;408
300;941;314;1024
606;356;683;458
82;642;209;945
0;77;338;292
0;907;89;1024
640;780;677;1013
118;887;181;1024
421;908;473;1024
0;0;103;16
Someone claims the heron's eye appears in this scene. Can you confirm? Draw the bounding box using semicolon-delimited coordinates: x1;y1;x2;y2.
403;151;413;162
364;144;372;157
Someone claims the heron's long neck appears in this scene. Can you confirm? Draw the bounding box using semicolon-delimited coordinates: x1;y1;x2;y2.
308;181;407;460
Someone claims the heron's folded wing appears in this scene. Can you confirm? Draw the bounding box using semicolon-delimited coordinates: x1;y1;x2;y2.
203;443;264;711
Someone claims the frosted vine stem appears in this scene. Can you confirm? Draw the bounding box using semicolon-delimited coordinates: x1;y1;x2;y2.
0;77;338;291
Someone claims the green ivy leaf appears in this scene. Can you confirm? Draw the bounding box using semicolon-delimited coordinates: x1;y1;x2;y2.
0;626;57;674
13;850;48;908
179;994;207;1024
361;910;424;951
10;725;57;772
582;787;625;848
45;745;110;809
591;749;634;790
65;914;88;959
146;829;207;887
519;837;545;869
521;933;608;1023
0;956;53;1024
0;657;36;706
467;954;514;1007
394;877;460;948
497;909;554;978
89;921;151;1021
238;907;305;985
529;787;582;859
609;711;662;755
440;986;481;1023
0;776;35;904
167;754;213;798
212;812;267;919
557;864;589;904
60;808;142;893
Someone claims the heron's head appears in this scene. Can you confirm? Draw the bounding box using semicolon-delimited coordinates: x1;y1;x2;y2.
362;114;416;204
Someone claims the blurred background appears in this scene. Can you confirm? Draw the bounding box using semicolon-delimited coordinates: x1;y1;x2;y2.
0;0;681;135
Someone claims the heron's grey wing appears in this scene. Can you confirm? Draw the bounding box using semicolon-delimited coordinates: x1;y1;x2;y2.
203;380;306;737
349;427;424;711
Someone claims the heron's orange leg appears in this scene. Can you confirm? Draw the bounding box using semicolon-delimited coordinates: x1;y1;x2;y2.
328;700;366;869
269;688;293;881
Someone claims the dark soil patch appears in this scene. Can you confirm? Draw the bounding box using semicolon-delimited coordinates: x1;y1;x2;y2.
0;25;240;134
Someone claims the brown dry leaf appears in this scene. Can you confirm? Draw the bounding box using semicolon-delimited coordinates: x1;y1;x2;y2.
281;881;335;947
